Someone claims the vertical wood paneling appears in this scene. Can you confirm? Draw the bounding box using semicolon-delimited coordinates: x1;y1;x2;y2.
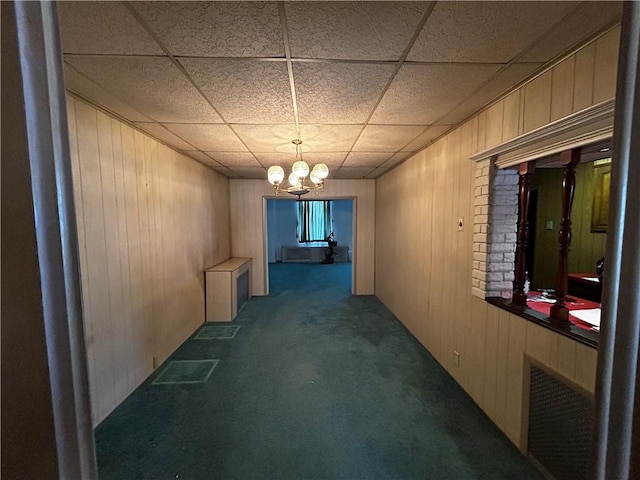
374;30;615;452
523;70;552;133
593;26;620;103
502;91;521;142
68;95;230;425
551;57;576;121
573;43;596;112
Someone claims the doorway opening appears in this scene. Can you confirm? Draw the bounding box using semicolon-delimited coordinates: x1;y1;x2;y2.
265;198;354;294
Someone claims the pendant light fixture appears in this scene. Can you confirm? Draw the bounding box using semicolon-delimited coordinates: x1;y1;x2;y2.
267;139;329;198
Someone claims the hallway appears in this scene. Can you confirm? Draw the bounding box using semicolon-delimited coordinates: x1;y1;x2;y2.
95;263;542;479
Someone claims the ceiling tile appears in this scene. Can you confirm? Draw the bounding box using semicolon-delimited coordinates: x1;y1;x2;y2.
163;124;247;151
233;125;299;152
134;122;195;150
334;167;375;179
285;2;432;61
342;152;392;168
294;62;394;124
352;126;425;152
59;1;162;55
408;1;578;63
519;2;623;63
183;151;221;167
404;126;453;151
437;63;542;126
64;64;151;122
204;152;261;167
382;152;412;168
370;64;502;125
132;1;283;57
228;167;267;179
298;125;363;151
181;59;293;123
65;56;222;123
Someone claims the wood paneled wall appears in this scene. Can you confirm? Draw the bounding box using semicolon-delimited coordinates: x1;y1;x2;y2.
230;179;375;295
67;95;231;425
375;27;618;449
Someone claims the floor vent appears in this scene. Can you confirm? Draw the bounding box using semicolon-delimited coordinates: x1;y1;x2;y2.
152;360;219;385
527;364;593;480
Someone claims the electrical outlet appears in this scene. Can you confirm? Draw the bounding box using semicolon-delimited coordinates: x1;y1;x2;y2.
457;217;464;231
453;350;460;367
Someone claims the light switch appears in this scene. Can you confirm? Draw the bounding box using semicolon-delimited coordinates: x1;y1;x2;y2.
546;220;554;230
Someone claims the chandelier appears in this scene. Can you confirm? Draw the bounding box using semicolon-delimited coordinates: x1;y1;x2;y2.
267;139;329;198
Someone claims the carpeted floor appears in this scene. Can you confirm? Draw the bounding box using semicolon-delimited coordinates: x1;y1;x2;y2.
95;263;543;480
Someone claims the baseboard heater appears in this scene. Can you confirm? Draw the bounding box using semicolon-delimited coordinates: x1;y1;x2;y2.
281;246;349;263
526;360;593;480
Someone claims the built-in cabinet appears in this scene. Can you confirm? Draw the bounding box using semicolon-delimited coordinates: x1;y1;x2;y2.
205;258;252;322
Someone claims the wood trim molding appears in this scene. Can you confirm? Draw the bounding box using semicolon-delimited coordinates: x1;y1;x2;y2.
470;99;615;168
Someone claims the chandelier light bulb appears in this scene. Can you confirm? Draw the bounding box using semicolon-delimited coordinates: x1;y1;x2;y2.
267;165;285;185
288;172;300;187
312;163;329;180
309;171;322;185
292;160;310;179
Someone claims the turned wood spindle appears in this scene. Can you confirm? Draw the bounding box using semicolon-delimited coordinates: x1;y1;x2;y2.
550;148;581;325
512;162;535;307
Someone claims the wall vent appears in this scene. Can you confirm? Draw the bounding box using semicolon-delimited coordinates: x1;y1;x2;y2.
527;363;593;480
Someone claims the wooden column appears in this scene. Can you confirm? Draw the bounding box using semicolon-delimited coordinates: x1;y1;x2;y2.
550;148;581;324
512;161;535;307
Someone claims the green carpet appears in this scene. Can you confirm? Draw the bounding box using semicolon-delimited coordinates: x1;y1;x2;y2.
95;263;543;480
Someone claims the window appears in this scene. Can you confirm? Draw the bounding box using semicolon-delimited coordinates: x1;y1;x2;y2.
297;201;332;243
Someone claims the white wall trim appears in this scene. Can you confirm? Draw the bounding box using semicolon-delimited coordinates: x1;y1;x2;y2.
470;99;615;168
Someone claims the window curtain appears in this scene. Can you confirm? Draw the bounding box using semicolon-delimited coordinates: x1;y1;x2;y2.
298;201;331;243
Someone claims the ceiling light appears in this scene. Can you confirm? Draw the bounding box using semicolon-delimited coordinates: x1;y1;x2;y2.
267;139;329;198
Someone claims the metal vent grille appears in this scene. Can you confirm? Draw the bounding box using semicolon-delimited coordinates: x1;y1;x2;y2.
528;365;593;480
282;247;312;262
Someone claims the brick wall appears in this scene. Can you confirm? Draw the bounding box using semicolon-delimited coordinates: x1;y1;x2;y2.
472;159;519;298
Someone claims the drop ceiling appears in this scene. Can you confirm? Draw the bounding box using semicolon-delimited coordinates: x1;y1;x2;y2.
59;1;622;179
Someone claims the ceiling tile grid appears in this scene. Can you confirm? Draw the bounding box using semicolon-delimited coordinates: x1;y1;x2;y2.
294;62;395;124
132;1;284;57
407;1;579;63
58;1;623;179
284;1;432;61
59;2;163;55
180;58;294;124
65;56;223;123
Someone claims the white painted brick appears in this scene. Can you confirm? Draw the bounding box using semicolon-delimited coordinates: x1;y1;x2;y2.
474;195;490;206
474;224;482;233
472;278;480;288
476;175;489;187
488;272;504;282
479;243;488;253
473;252;487;261
476;214;489;224
493;224;517;234
492;205;517;216
490;243;516;253
472;260;480;270
490;263;513;272
481;165;490;176
472;287;485;299
503;271;515;282
490;233;505;243
481;186;490;195
505;233;517;243
488;253;503;262
504;253;515;262
473;243;481;252
474;233;488;243
480;224;488;233
494;173;519;185
478;262;487;272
